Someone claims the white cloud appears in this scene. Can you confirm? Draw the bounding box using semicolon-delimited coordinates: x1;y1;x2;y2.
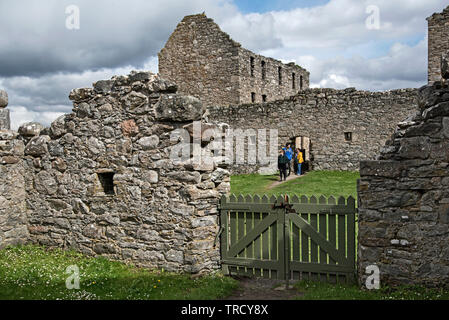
220;0;445;54
301;37;428;90
218;0;440;90
1;56;159;128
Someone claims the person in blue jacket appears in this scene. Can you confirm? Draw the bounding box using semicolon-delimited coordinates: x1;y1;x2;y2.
283;143;293;176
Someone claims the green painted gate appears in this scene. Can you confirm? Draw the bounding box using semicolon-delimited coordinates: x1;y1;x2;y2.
219;194;357;283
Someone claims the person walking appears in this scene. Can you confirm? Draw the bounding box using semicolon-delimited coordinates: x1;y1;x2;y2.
283;143;293;176
296;148;304;175
278;149;288;182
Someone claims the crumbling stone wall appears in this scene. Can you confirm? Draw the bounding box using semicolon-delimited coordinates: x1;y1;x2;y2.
358;80;449;287
158;14;309;107
427;5;449;84
0;90;27;248
207;87;419;174
0;90;10;130
159;14;241;107
2;72;230;274
0;130;28;248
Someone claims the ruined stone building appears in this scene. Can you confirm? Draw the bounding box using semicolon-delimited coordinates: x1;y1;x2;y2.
1;6;449;287
428;6;449;84
207;88;418;173
159;14;310;106
0;73;231;273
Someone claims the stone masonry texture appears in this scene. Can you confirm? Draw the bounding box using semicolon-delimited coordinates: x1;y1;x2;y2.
0;89;10;130
159;14;309;107
207;87;419;174
0;72;231;274
358;80;449;287
0;130;27;248
428;5;449;84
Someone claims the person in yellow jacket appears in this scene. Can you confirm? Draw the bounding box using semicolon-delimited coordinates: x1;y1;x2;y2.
295;148;304;175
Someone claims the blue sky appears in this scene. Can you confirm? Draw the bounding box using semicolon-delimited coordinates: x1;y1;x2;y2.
234;0;330;13
0;0;448;129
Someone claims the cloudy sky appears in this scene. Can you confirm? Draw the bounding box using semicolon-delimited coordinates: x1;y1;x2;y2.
0;0;447;129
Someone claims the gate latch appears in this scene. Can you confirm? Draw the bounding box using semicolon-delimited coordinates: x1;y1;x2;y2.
271;195;296;212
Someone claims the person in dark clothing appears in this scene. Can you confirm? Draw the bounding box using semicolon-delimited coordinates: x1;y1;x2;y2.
278;149;289;181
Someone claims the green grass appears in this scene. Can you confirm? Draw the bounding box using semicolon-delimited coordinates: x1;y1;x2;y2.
230;171;360;263
0;245;238;300
294;281;449;300
231;171;360;199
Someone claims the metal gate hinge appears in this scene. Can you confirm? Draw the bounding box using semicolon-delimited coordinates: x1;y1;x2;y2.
214;226;224;248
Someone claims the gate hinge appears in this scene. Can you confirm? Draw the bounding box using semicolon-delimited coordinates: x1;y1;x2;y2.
214;226;224;248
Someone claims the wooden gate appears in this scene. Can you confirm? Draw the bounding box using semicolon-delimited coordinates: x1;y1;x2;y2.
219;194;356;283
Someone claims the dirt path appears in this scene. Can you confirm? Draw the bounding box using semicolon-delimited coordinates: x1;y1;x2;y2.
267;173;305;190
224;277;303;300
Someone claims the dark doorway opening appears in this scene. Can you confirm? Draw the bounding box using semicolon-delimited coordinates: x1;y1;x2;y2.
98;172;115;195
291;136;311;173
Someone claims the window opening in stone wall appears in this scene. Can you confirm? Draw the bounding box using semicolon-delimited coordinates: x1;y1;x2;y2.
261;61;266;80
300;75;303;90
262;95;267;102
344;132;353;142
250;57;255;77
292;73;296;89
278;67;282;85
98;172;115;195
251;92;256;103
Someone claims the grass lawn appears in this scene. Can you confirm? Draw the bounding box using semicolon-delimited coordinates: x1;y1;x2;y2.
231;171;360;199
0;245;238;300
294;281;449;300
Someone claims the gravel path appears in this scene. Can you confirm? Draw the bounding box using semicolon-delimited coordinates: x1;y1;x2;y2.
267;173;305;190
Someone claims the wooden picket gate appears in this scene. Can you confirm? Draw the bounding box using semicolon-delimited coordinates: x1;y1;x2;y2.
219;194;356;284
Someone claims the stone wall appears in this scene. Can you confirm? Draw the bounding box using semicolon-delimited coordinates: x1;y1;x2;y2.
0;90;10;130
0;130;28;248
237;48;309;104
0;90;25;248
427;5;449;84
207;87;419;174
358;81;449;287
158;14;309;107
0;72;230;274
159;14;241;107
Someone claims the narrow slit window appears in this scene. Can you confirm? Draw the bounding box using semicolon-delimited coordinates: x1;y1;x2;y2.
261;61;266;80
278;67;282;85
262;95;267;102
98;172;115;195
250;57;255;77
251;92;256;103
300;75;303;90
292;73;296;89
344;132;353;142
